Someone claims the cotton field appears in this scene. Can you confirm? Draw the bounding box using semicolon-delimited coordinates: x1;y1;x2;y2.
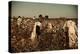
9;16;78;53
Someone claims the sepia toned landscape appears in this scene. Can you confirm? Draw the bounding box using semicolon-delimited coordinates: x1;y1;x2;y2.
9;1;78;53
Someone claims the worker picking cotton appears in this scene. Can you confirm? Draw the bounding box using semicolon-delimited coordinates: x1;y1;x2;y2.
63;20;78;48
17;16;22;26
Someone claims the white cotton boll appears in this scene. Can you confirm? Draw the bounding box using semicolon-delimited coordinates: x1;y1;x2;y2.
47;22;52;29
53;29;56;33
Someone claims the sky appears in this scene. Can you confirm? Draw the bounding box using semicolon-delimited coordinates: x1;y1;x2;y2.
11;1;78;18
